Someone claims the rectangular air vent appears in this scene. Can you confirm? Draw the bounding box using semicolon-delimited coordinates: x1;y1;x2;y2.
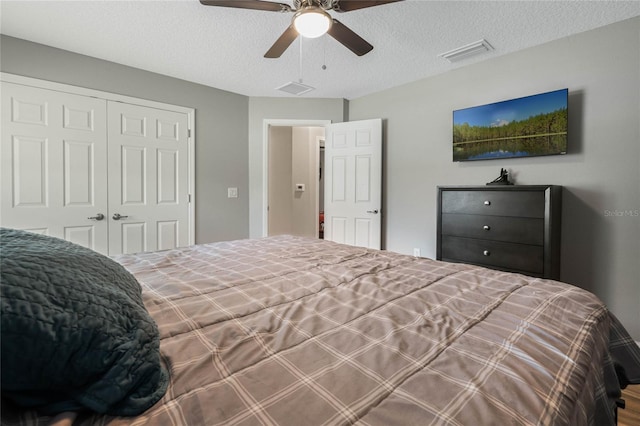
275;81;315;96
439;39;493;63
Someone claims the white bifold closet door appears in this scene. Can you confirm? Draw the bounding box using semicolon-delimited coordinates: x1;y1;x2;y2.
0;82;110;253
107;101;189;255
1;81;190;256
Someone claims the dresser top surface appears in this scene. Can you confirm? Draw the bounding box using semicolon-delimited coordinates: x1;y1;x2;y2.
438;185;560;191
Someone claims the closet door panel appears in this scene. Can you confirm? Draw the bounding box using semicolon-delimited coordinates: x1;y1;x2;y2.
107;101;189;255
1;82;108;253
11;135;48;208
121;145;147;205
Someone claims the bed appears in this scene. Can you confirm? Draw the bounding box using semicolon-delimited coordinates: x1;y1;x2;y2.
2;232;639;425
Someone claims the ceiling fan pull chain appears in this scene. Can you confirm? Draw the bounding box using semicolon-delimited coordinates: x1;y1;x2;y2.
322;34;327;70
299;36;304;83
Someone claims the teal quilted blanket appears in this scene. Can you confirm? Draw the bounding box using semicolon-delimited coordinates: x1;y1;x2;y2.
0;228;167;416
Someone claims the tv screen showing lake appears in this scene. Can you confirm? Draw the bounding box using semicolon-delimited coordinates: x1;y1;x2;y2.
453;89;568;161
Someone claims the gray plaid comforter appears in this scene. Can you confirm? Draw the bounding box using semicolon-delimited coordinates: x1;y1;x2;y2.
2;235;639;425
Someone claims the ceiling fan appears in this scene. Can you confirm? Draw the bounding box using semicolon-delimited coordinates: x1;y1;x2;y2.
199;0;403;58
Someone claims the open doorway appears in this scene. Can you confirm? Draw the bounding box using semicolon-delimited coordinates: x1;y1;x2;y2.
267;124;326;239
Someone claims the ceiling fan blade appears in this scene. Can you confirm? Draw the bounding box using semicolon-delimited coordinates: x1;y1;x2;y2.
332;0;403;12
264;25;299;58
199;0;291;13
327;20;373;56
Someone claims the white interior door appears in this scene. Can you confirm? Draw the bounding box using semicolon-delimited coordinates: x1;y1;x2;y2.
1;82;109;253
107;101;189;255
324;118;382;249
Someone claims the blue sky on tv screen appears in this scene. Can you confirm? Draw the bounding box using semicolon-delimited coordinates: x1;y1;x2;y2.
454;89;567;128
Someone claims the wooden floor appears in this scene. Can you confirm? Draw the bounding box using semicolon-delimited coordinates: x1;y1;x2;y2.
619;385;640;426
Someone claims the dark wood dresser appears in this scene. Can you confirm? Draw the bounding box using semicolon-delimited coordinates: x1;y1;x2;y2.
437;185;562;279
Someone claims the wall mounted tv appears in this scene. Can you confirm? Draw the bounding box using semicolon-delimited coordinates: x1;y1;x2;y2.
453;88;568;161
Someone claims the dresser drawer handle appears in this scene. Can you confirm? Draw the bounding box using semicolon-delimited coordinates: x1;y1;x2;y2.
483;250;491;256
483;225;490;231
484;201;491;206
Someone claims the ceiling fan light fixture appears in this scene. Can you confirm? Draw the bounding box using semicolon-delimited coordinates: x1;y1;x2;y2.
293;7;332;38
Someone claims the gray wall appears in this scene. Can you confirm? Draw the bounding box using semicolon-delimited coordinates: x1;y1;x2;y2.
349;17;640;339
268;126;294;236
0;35;250;244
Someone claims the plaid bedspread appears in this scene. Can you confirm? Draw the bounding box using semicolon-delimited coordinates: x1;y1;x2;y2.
2;235;639;425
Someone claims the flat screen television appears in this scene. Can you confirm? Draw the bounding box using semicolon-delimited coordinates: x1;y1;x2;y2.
453;88;568;161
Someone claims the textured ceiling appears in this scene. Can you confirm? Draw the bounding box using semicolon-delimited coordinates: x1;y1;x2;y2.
1;0;639;100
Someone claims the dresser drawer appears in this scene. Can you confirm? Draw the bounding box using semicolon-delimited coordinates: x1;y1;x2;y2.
441;236;544;274
441;214;544;245
441;190;545;218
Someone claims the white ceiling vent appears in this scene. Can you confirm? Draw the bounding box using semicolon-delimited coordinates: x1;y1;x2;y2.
275;81;315;96
439;39;494;63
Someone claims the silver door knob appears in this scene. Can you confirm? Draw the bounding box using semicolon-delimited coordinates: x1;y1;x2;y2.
483;225;490;230
112;213;129;220
366;209;379;214
483;250;491;256
88;213;105;221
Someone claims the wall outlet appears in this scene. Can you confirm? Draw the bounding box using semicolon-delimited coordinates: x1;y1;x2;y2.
227;187;238;198
413;248;421;257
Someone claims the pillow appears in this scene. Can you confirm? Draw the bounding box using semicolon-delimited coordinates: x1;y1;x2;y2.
0;228;168;416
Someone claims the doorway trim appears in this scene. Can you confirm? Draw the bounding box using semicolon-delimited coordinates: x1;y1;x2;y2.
262;119;331;237
315;135;325;238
